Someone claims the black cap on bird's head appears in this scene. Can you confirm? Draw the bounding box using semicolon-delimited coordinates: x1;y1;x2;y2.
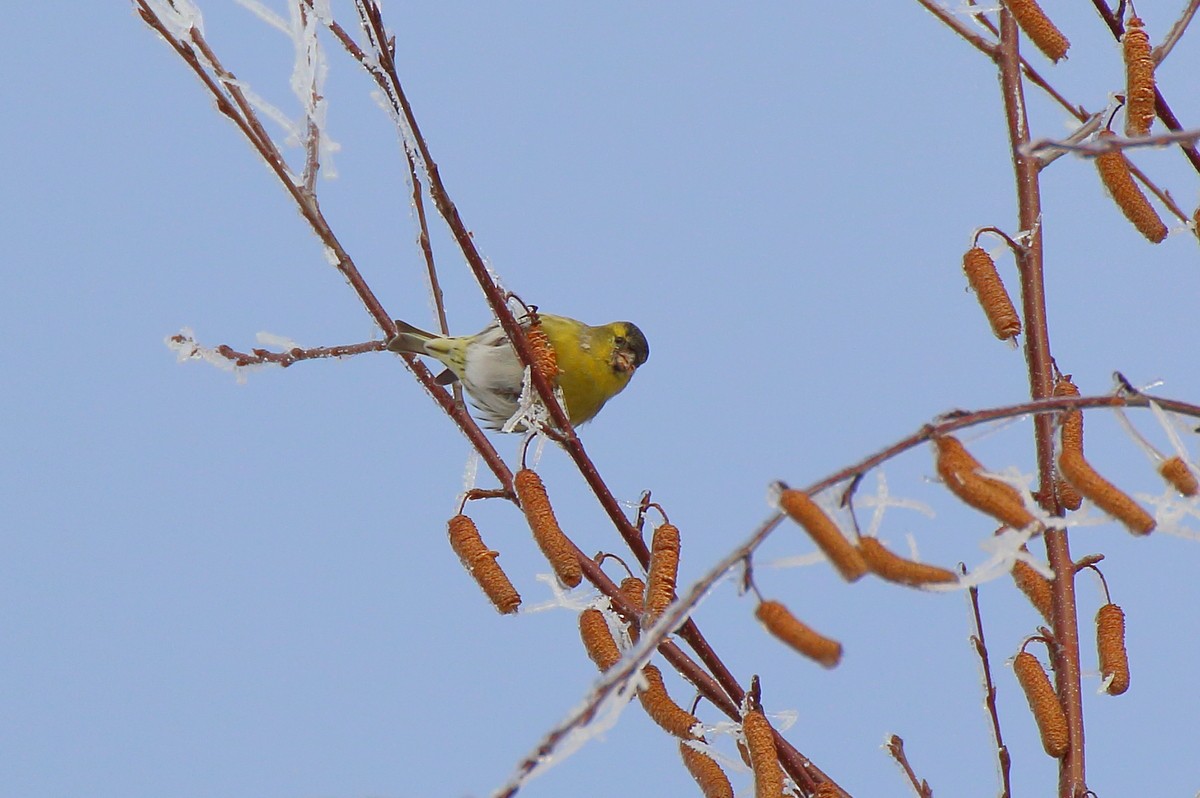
610;321;650;374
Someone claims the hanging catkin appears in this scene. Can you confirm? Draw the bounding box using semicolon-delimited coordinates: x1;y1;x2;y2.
679;740;734;798
1004;0;1070;62
1058;448;1156;534
578;607;621;672
637;663;700;738
778;489;867;581
1011;558;1053;622
962;246;1021;340
742;708;785;798
643;523;681;627
1095;131;1168;243
1158;456;1199;497
447;514;521;614
514;469;583;587
755;600;843;668
859;536;958;587
1096;603;1130;695
1123;15;1156;137
934;435;1036;530
1013;651;1069;758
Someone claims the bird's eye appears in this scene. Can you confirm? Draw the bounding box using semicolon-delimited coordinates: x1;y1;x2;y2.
614;335;626;346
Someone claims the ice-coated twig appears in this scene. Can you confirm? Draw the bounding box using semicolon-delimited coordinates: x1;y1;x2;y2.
1026;127;1200;158
166;329;386;370
1153;0;1200;64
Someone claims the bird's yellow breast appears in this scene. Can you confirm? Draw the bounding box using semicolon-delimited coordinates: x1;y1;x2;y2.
539;315;633;425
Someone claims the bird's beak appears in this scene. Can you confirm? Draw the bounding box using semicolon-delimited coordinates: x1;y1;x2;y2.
613;349;637;374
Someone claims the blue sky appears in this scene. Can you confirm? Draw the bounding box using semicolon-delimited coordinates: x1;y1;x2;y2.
4;3;1200;797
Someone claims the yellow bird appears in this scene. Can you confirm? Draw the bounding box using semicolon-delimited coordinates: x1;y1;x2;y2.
386;313;649;430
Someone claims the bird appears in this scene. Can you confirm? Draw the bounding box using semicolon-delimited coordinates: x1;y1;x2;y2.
386;312;649;430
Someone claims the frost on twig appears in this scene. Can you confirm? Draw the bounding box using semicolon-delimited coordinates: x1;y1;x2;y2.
166;328;385;378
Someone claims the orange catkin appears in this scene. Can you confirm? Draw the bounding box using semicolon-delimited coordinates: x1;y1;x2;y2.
1053;377;1084;509
859;536;957;587
643;523;681;627
755;600;843;668
812;784;841;798
1159;456;1199;497
618;576;646;640
1011;559;1053;622
962;247;1021;340
578;607;621;672
637;664;700;738
934;435;1037;530
679;740;734;798
1004;0;1070;62
514;469;582;587
1013;651;1069;758
1095;131;1168;243
778;489;867;582
524;318;559;386
1058;449;1156;535
447;514;522;614
1096;603;1130;695
1123;15;1156;137
742;709;785;798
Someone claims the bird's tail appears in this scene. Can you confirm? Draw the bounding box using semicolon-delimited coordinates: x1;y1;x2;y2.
386;319;440;355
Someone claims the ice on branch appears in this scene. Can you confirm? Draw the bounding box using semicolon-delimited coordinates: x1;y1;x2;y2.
255;331;300;350
145;0;204;39
166;328;256;384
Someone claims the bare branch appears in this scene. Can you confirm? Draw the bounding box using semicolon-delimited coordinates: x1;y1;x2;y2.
1153;0;1200;63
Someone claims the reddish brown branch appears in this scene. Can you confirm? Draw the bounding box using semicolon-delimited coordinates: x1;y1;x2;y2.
967;577;1012;798
885;735;934;798
995;12;1086;795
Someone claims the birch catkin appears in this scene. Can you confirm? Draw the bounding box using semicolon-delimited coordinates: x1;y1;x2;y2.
447;514;522;614
637;663;700;738
1004;0;1070;62
1095;131;1168;243
643;523;681;627
514;468;582;587
755;600;843;668
679;740;734;798
934;435;1037;530
1123;15;1156;137
742;709;785;798
1096;603;1130;695
525;317;559;386
1058;449;1156;534
1011;558;1053;622
859;536;958;587
618;575;646;640
778;489;867;581
1054;376;1084;510
1013;651;1069;758
1159;456;1199;497
578;607;621;672
962;246;1021;340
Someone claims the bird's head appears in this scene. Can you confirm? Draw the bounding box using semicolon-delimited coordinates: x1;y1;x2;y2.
606;321;650;375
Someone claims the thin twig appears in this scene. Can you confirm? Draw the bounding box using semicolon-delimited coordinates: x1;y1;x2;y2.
1026;127;1200;157
966;575;1011;798
169;333;385;366
1152;0;1200;63
885;735;934;798
298;1;321;197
